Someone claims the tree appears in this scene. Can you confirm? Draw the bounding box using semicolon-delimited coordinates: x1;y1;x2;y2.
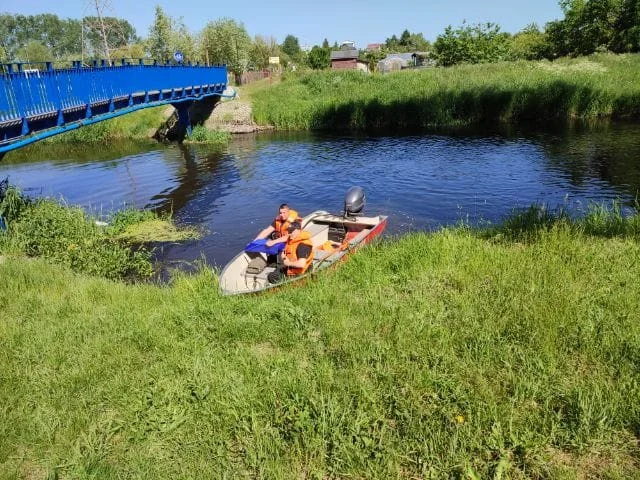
385;29;431;52
83;16;138;60
16;40;52;63
147;6;172;61
360;49;386;72
249;35;279;70
433;22;511;66
509;23;549;60
307;45;330;69
200;18;251;75
611;0;640;52
322;38;330;49
281;34;301;57
385;34;400;51
171;17;197;62
546;0;624;56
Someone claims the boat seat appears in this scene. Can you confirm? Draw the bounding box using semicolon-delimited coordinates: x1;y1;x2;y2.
304;223;330;247
244;265;277;282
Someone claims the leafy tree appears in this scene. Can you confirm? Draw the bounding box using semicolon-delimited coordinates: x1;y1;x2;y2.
385;34;400;51
110;43;145;60
546;0;624;56
360;49;386;72
147;6;172;61
0;45;8;63
385;30;430;52
0;13;137;62
307;45;330;69
434;22;511;66
281;34;301;58
0;14;19;59
16;40;52;63
249;35;279;70
200;18;251;75
611;0;640;52
322;38;330;49
509;23;550;60
171;17;197;62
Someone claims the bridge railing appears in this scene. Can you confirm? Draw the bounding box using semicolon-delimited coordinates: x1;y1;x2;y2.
0;60;228;150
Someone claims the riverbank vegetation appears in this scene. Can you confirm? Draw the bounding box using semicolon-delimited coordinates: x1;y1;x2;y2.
0;185;197;279
1;203;639;478
252;53;640;130
44;106;168;144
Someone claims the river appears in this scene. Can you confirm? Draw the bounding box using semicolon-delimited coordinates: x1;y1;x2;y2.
2;121;640;269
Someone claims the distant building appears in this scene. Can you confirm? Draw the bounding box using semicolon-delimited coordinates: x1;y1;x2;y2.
330;41;369;72
377;52;433;73
366;43;382;51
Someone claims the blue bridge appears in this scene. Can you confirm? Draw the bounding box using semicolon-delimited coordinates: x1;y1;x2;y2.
0;60;228;156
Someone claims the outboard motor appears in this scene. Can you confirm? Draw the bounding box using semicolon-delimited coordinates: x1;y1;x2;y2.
344;186;366;217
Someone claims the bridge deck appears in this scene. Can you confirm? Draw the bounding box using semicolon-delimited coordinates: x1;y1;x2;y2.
0;60;228;154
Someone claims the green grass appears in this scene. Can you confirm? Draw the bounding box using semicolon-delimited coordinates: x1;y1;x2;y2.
252;53;640;131
185;125;231;144
43;106;169;144
0;186;198;280
1;205;640;478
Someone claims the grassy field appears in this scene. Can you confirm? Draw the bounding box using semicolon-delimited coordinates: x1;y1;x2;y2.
1;206;639;478
252;53;640;131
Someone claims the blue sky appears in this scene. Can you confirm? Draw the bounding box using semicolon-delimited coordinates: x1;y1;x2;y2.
5;0;564;48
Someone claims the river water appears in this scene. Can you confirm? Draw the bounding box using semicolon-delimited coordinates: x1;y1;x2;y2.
2;122;640;269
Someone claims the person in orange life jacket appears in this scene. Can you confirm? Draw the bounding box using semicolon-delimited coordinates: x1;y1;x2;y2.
255;203;301;264
267;220;314;284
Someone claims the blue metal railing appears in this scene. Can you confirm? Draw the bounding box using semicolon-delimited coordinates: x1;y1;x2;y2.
0;59;228;154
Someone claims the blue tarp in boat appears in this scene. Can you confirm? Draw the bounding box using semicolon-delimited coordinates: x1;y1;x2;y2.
244;239;284;255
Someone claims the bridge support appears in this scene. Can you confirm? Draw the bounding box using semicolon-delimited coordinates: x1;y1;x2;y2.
173;101;194;136
154;97;220;143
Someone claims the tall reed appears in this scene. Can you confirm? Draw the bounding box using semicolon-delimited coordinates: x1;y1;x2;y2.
253;53;640;131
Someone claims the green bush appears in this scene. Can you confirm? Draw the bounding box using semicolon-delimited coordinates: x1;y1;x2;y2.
186;125;231;144
0;187;154;279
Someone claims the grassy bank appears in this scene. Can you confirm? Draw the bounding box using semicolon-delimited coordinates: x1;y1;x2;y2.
252;53;640;131
0;186;198;279
45;106;169;144
1;206;639;478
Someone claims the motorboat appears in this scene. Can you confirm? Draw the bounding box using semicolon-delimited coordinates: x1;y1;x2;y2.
219;187;388;295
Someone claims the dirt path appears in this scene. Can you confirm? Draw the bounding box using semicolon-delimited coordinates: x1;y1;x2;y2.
204;88;274;134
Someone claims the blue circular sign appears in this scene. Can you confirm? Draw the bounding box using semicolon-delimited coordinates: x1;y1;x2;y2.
174;51;184;63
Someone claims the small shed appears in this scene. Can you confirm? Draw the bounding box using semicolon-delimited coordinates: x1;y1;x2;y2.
330;48;359;70
330;42;369;72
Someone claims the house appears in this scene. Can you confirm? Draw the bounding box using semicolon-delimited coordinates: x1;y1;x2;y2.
330;42;369;72
366;43;382;51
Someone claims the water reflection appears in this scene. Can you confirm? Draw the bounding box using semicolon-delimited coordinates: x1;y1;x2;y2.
1;121;640;267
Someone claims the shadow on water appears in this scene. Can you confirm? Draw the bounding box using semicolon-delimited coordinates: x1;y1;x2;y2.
149;143;229;215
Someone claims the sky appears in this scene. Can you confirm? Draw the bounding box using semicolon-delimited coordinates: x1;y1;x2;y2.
4;0;565;48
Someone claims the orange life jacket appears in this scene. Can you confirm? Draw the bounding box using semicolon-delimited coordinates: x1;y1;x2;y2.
284;230;314;276
273;209;300;238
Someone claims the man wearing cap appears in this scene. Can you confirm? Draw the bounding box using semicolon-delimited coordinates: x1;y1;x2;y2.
267;220;314;284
